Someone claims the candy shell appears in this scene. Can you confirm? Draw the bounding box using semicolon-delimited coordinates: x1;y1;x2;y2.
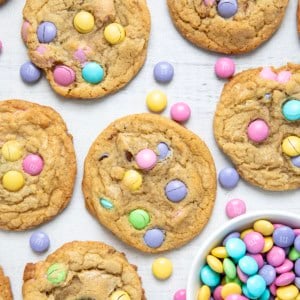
152;257;173;280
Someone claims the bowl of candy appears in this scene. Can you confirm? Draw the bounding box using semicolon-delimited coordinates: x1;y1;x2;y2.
186;211;300;300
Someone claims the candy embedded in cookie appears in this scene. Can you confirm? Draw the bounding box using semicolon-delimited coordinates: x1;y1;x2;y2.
22;241;145;300
214;64;300;191
22;0;150;99
82;114;216;253
167;0;289;54
0;100;76;230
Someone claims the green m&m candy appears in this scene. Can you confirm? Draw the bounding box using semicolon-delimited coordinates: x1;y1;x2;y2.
129;209;150;230
47;263;68;284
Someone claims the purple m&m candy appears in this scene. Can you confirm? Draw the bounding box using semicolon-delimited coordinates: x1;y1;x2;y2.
20;61;42;83
222;232;240;246
37;22;57;43
157;142;170;160
273;226;295;248
258;264;276;285
154;61;174;83
295;276;300;289
295;259;300;276
30;231;50;253
294;235;300;252
218;167;239;189
144;228;165;248
165;180;187;202
217;0;238;19
292;156;300;167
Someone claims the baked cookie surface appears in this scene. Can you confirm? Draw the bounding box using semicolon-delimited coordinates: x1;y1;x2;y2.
23;241;145;300
0;267;12;300
82;114;216;253
22;0;150;99
167;0;288;54
214;64;300;191
0;100;76;230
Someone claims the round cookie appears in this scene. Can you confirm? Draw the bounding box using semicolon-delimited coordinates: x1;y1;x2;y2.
0;267;13;300
214;64;300;191
22;241;145;300
82;114;216;253
0;100;76;230
22;0;150;99
167;0;289;54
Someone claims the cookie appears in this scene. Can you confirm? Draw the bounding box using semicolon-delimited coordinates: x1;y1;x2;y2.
0;100;76;230
22;241;145;300
0;267;13;300
82;114;216;253
167;0;288;54
214;64;300;191
22;0;150;99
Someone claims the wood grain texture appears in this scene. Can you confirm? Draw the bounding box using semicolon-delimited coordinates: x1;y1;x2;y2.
0;0;299;299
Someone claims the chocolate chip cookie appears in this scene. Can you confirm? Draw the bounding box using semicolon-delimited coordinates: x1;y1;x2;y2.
82;114;216;253
22;0;150;99
0;267;12;300
214;64;300;191
167;0;289;54
23;241;145;300
0;100;76;230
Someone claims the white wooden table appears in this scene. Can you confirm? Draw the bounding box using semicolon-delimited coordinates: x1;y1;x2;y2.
0;1;299;299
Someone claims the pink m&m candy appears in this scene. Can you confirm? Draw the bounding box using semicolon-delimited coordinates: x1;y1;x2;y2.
247;119;269;143
275;272;295;286
215;57;235;79
225;199;246;219
225;295;248;300
22;154;44;176
170;102;191;123
135;149;157;170
53;65;75;86
267;246;286;267
243;231;265;254
173;289;186;300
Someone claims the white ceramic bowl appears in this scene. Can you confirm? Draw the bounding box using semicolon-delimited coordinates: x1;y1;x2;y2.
186;210;300;300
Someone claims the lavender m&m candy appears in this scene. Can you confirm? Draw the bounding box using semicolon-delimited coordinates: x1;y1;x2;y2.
218;167;239;189
295;235;300;251
165;180;187;202
222;232;240;246
273;226;295;248
157;142;170;160
37;21;57;43
154;61;174;83
53;65;75;86
295;259;300;276
217;0;238;19
292;156;300;167
20;61;41;83
23;154;44;176
144;228;165;248
258;264;276;285
30;231;50;253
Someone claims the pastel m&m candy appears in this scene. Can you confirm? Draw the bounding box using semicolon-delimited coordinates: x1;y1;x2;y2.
73;11;95;34
154;61;174;83
23;154;44;176
135;149;157;170
243;231;265;254
225;238;246;260
129;209;150;230
47;263;67;284
247;119;269;143
246;274;266;298
215;57;235;79
37;22;57;43
282;136;300;157
200;265;221;287
165;179;187;202
1;140;23;161
170;102;191;123
173;289;186;300
218;167;239;189
273;226;295;247
157;142;170;160
144;228;165;248
152;257;173;280
2;170;25;192
30;231;50;253
20;61;42;83
53;65;75;86
104;23;126;44
217;0;238;19
110;290;131;300
122;170;142;191
282;99;300;121
146;90;167;113
225;199;246;219
197;285;210;300
82;62;105;84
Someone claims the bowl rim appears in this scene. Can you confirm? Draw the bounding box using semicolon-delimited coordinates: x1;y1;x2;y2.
186;210;300;300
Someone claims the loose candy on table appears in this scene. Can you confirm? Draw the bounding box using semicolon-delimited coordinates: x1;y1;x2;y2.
152;257;173;280
173;289;186;300
154;61;174;83
218;167;239;189
215;57;235;79
20;61;42;83
30;231;50;253
170;102;191;123
225;199;246;219
146;90;167;113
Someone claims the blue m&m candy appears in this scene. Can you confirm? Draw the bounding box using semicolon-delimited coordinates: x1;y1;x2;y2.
82;62;104;84
282;99;300;121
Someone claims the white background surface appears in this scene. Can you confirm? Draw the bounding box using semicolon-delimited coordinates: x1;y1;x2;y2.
0;0;300;299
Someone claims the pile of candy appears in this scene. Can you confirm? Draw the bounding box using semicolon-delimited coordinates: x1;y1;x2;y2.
198;219;300;299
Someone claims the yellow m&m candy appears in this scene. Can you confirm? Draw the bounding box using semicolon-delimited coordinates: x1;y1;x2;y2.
2;170;25;192
104;23;126;45
197;285;211;300
282;136;300;157
152;257;173;280
73;11;94;34
110;290;131;300
1;140;23;161
122;170;142;191
146;90;167;113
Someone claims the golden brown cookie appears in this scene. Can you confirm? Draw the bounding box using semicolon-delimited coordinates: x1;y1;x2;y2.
22;241;145;300
22;0;150;99
82;114;216;253
167;0;288;54
214;64;300;191
0;100;76;230
0;267;13;300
